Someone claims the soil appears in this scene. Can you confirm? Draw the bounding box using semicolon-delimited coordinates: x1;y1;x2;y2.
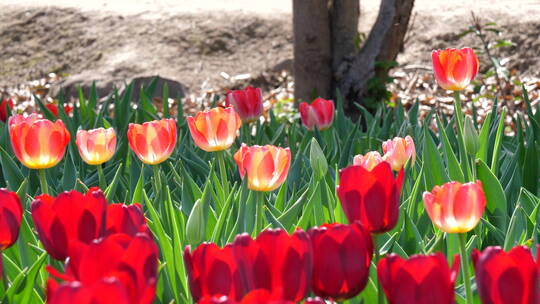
0;0;539;97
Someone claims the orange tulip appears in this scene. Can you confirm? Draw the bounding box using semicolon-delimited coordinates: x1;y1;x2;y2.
234;144;291;192
432;48;479;91
76;128;117;165
353;151;385;171
8;114;70;169
187;107;241;152
382;136;416;171
423;181;486;233
127;118;177;165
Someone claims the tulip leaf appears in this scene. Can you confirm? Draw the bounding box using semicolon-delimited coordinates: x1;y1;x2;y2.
504;204;527;251
8;252;47;304
0;146;24;190
422;125;449;190
436;115;465;182
477;159;508;231
62;153;77;191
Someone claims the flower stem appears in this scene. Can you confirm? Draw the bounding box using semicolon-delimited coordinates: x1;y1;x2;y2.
374;237;385;304
38;169;49;195
152;165;162;201
458;233;474;304
97;164;107;190
216;151;229;197
252;191;265;237
453;92;473;181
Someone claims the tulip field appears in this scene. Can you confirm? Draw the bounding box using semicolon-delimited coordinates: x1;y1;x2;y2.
0;47;539;304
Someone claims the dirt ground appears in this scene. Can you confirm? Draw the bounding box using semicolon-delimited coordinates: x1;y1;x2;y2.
0;0;539;96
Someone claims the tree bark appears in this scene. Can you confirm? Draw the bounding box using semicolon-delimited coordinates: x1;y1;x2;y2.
335;0;414;113
330;0;360;71
293;0;332;102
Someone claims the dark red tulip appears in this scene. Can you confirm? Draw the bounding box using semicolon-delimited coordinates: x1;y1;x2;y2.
31;187;107;260
197;295;236;304
184;243;246;302
47;278;131;304
45;103;73;117
0;188;23;250
48;233;159;304
472;246;539;304
233;229;313;302
225;86;264;123
304;297;331;304
308;222;373;300
377;253;460;304
0;98;13;122
337;162;404;233
106;203;150;237
239;289;294;304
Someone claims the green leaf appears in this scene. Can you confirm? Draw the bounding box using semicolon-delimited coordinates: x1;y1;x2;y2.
477;159;507;231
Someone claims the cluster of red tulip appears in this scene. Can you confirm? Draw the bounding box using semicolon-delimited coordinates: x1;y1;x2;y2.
0;47;539;303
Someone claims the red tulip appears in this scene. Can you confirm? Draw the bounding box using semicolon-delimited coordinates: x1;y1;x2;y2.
76;127;117;165
47;233;158;304
45;103;73;117
423;181;486;233
31;187;107;260
105;203;150;237
382;136;416;171
0;189;23;250
127;118;177;165
472;246;539;304
9;114;71;169
304;297;331;304
337;162;404;233
187;107;242;152
197;290;297;304
184;243;246;302
377;253;460;304
226;87;264;123
432;48;479;91
234;144;291;192
0;98;13;122
299;98;334;131
308;222;373;300
353;151;385;171
197;295;236;304
47;278;131;304
233;229;313;302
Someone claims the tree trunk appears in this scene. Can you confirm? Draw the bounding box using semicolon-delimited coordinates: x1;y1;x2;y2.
293;0;414;116
293;0;332;102
335;0;414;113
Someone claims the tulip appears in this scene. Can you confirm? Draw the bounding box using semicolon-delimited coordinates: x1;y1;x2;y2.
105;203;150;237
432;48;479;91
337;162;404;233
472;246;539;304
197;295;235;304
127;118;177;165
353;151;385;171
0;189;22;250
299;98;335;131
47;232;158;304
0;98;13;122
187;107;241;152
233;144;291;192
422;181;486;234
184;243;246;302
225;86;264;123
47;278;132;304
31;187;108;260
45;103;74;117
382;136;416;171
233;229;313;302
308;222;373;300
377;253;460;304
8;114;70;169
76;128;117;165
197;290;298;304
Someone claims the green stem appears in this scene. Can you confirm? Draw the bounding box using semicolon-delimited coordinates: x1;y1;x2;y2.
216;151;229;197
454;92;473;182
152;165;162;201
97;164;107;190
252;191;265;237
374;237;385;304
458;233;474;304
38;169;49;195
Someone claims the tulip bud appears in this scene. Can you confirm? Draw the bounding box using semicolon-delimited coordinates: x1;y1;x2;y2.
310;138;327;181
464;116;479;156
186;199;206;245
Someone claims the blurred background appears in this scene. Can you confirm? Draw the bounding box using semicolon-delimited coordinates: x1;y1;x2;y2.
0;0;539;124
